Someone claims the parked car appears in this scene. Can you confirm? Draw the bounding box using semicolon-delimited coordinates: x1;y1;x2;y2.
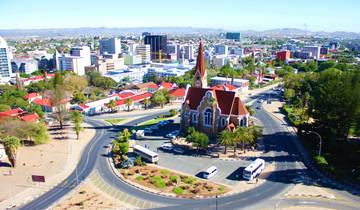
203;166;218;179
151;125;159;130
173;147;185;154
160;143;174;151
144;128;153;134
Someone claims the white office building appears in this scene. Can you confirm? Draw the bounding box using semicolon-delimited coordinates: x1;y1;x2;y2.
211;76;249;92
104;68;146;83
11;57;38;74
136;44;151;63
0;36;14;82
214;44;228;55
177;44;194;62
56;46;91;76
99;37;121;56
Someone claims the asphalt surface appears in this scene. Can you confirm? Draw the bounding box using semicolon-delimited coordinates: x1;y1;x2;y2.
19;89;360;210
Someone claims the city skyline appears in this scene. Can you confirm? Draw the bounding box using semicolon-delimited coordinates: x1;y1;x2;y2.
1;0;360;32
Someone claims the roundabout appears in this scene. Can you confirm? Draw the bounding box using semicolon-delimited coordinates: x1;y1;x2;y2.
20;90;360;210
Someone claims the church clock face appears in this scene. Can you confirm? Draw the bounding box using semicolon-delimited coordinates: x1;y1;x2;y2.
195;80;201;87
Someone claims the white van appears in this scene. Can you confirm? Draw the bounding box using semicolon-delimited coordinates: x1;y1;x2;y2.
243;158;265;180
203;166;218;179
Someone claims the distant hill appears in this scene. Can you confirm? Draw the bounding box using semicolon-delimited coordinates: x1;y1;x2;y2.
0;27;359;39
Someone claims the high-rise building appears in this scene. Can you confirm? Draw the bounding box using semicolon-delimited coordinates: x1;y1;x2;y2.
214;44;228;55
144;35;167;60
136;44;151;63
11;57;38;74
225;32;241;42
302;46;321;59
99;37;121;56
177;44;194;61
55;46;91;76
0;36;13;82
70;46;91;66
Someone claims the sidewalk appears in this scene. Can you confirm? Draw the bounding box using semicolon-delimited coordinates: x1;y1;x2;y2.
0;123;95;209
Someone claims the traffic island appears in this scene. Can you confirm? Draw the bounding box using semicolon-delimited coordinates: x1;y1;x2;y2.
119;165;229;198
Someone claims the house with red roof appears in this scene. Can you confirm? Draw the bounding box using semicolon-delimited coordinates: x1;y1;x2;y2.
0;108;40;123
180;41;249;136
168;88;186;103
111;92;152;111
24;92;41;102
124;82;159;93
159;81;176;90
32;97;70;112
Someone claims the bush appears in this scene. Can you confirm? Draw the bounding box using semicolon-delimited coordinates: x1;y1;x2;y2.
172;187;184;195
169;175;178;183
190;188;200;194
160;169;170;176
169;109;177;117
136;175;144;181
182;176;195;185
150;176;166;188
134;156;145;166
218;186;225;192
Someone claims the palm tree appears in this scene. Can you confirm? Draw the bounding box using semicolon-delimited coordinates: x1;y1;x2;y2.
125;98;133;112
70;110;84;140
234;127;247;152
108;100;116;112
3;136;21;167
143;98;151;110
218;130;234;154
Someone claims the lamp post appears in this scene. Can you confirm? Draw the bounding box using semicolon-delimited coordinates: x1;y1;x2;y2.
215;194;218;210
307;131;322;156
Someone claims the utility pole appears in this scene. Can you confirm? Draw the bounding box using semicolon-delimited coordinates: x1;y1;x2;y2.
215;194;218;210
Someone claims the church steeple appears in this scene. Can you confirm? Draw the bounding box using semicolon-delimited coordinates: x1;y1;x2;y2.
194;40;207;88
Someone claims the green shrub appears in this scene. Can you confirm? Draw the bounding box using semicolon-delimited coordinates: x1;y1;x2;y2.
136;175;144;181
169;175;178;183
218;186;225;192
314;155;328;165
134;156;145;166
151;176;166;188
182;176;195;185
172;187;184;195
160;169;170;176
169;109;177;117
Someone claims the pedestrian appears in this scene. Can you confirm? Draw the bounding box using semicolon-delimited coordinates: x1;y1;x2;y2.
256;178;258;184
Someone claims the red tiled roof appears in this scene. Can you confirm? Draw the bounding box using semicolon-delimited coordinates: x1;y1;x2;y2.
184;87;247;116
114;92;153;107
33;98;69;107
20;113;40;122
160;81;174;89
168;88;186;97
79;104;90;109
0;108;24;117
211;84;237;91
146;82;159;89
24;92;38;99
230;97;249;115
117;92;135;99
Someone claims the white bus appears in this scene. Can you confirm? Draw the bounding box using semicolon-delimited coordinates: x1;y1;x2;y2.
243;158;265;180
133;145;159;164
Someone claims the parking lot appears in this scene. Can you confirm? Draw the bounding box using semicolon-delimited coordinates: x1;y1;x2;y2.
133;117;256;186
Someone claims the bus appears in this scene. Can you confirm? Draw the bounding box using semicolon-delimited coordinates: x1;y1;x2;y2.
243;158;265;180
133;145;159;163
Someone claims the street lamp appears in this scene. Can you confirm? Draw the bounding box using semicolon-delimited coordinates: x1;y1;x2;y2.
304;130;322;156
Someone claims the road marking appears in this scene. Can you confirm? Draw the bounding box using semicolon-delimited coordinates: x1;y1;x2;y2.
98;182;105;189
142;201;148;209
135;199;142;207
128;196;134;204
102;184;109;191
117;192;124;200
121;194;129;202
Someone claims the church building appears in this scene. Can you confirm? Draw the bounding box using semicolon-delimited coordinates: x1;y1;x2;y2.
180;41;249;137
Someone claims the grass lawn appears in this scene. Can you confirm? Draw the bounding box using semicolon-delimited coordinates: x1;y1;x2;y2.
105;118;125;125
137;117;172;126
120;165;229;198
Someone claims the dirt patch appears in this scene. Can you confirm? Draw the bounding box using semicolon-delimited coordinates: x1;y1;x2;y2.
120;165;229;198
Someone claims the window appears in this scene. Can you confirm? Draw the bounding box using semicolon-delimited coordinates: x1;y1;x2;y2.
221;118;226;127
192;113;198;123
204;108;213;126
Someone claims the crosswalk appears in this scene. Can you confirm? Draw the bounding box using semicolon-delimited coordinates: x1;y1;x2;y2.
88;170;159;209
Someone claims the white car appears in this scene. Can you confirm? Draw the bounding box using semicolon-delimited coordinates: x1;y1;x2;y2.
203;166;218;179
160;143;174;151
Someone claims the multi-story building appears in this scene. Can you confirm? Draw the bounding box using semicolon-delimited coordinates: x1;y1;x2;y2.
135;44;151;63
302;46;321;59
11;57;39;74
55;46;91;76
177;44;194;62
144;35;167;60
104;68;145;83
225;32;241;42
96;57;125;74
214;44;228;55
276;50;291;62
229;47;244;57
0;36;13;82
99;37;121;56
124;54;142;65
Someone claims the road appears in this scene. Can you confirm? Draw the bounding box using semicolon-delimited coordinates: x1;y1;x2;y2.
20;88;360;210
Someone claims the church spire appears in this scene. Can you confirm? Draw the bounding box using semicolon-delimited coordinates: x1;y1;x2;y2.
194;40;207;88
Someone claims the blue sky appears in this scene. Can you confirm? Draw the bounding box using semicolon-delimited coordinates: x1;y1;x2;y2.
1;0;359;32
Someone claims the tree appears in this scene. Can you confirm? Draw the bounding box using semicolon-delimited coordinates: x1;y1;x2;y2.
3;136;21;167
108;100;116;112
125;98;133;112
218;130;234;154
72;91;87;104
245;105;255;116
0;104;10;112
70;110;84;140
26;122;49;144
122;128;131;142
186;130;209;150
142;98;151;110
284;88;295;103
53;71;64;88
63;74;88;92
151;90;167;108
50;87;69;129
169;109;177;117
